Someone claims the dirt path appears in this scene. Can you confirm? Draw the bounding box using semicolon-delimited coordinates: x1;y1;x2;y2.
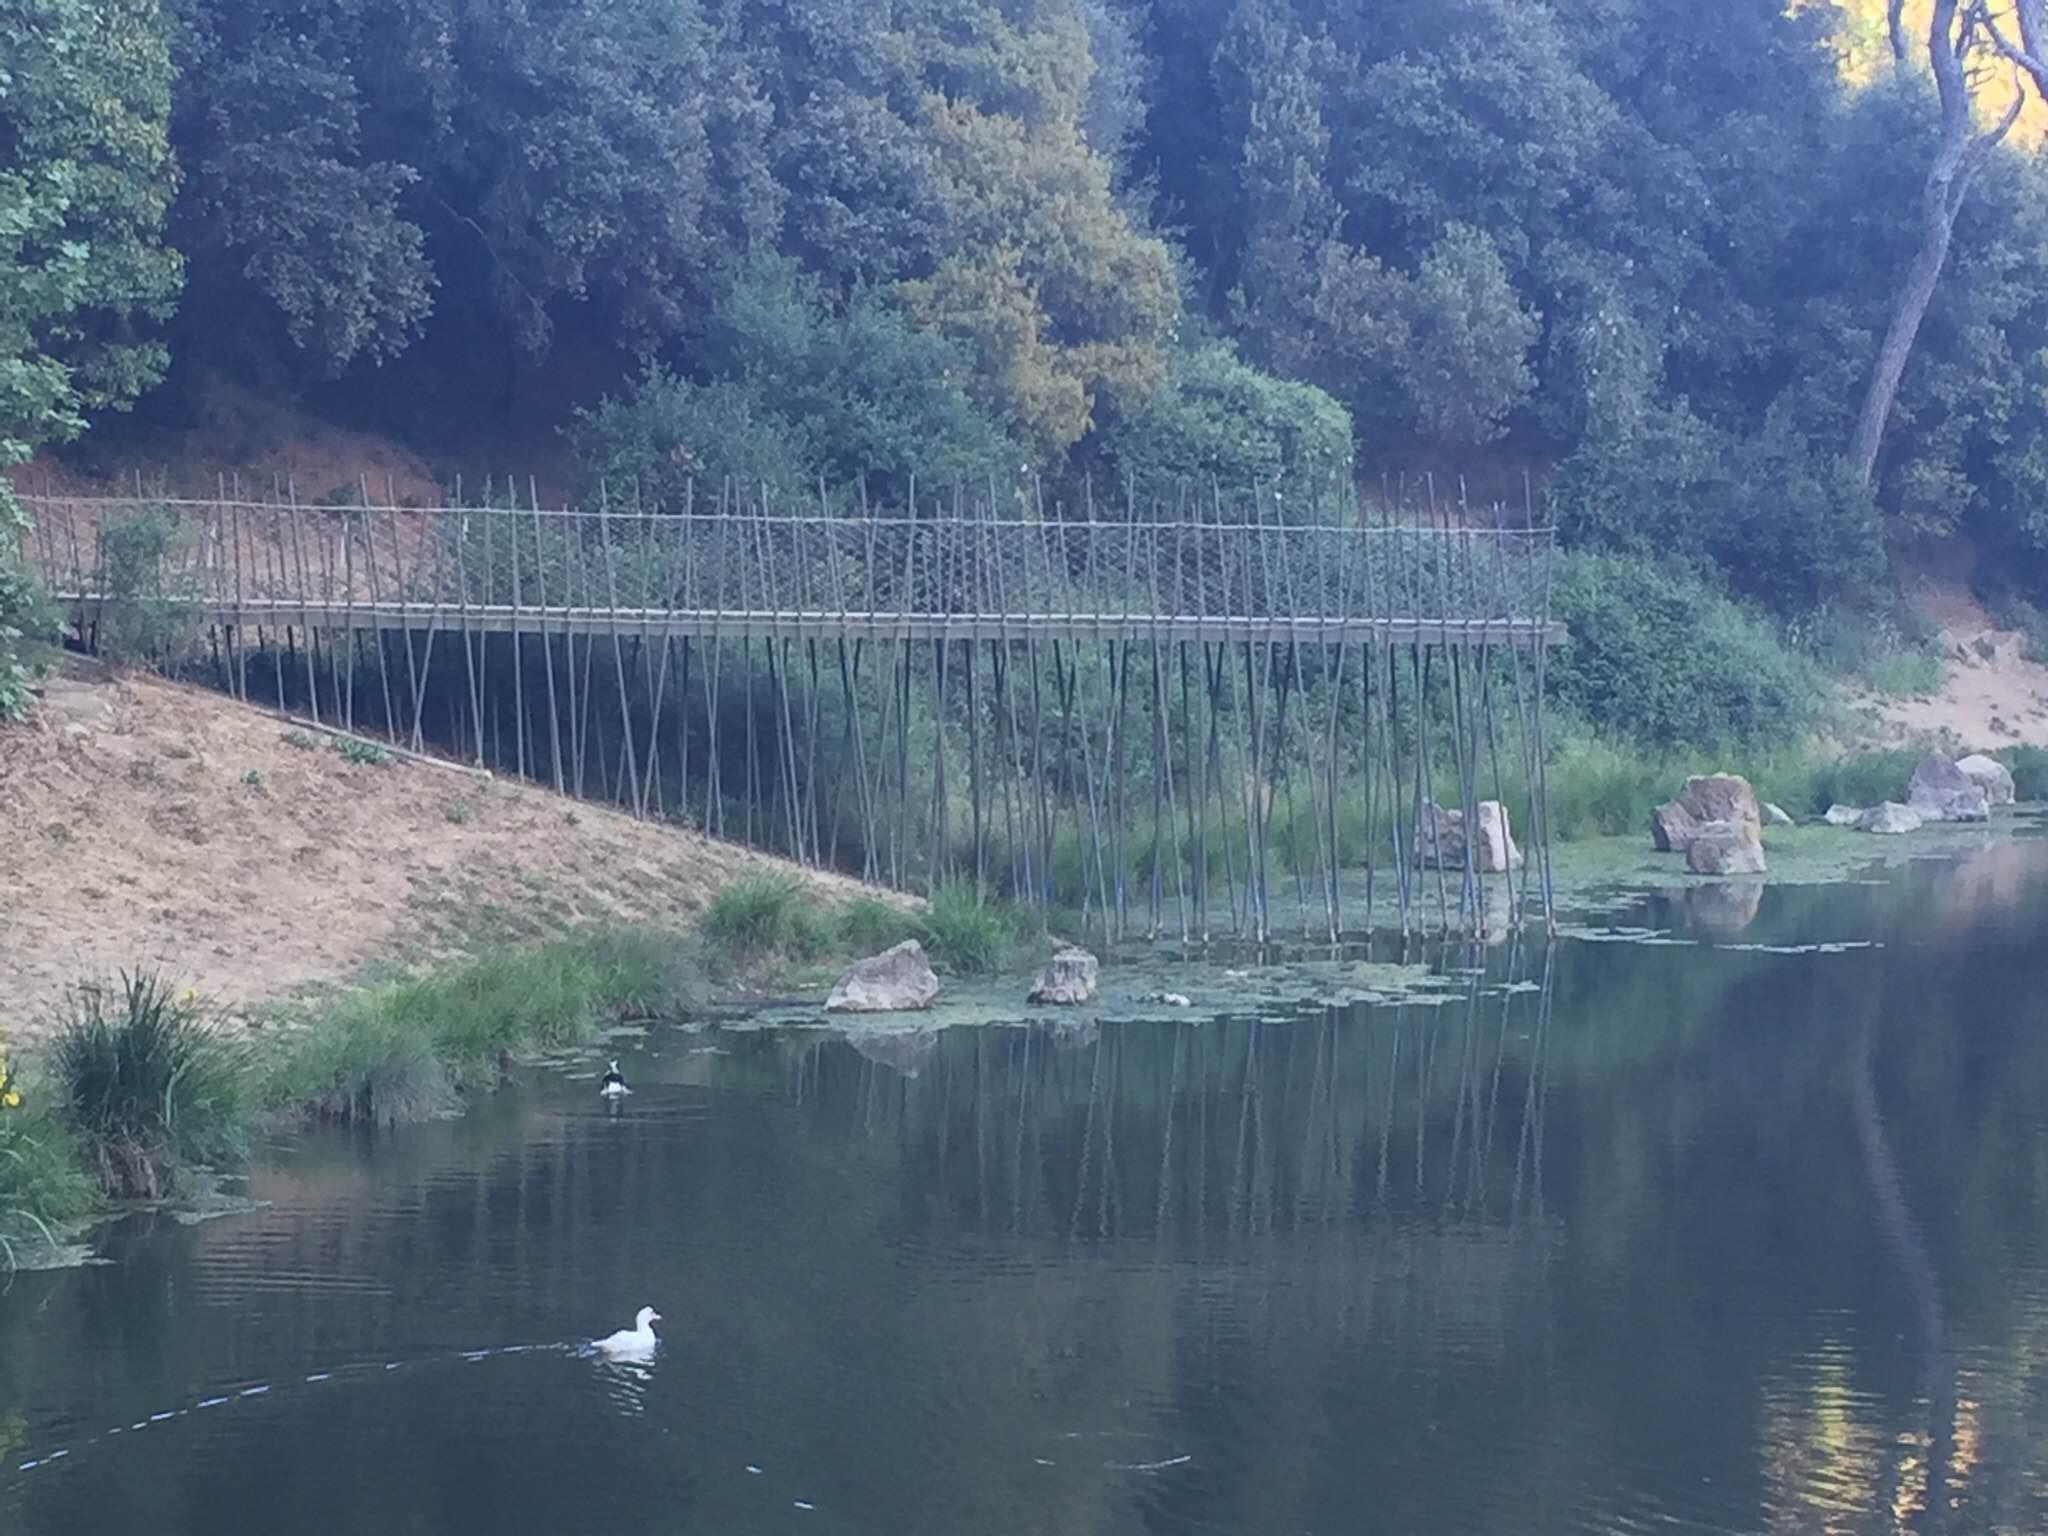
0;658;875;1046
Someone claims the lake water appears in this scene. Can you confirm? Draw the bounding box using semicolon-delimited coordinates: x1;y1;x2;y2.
7;838;2048;1534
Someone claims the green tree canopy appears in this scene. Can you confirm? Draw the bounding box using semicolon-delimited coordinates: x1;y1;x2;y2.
1;0;181;718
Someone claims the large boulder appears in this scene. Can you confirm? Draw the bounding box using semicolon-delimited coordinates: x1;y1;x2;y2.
1415;800;1522;873
1651;800;1701;853
1028;947;1100;1006
1955;753;2016;808
1685;820;1766;875
1472;801;1523;873
1652;774;1761;853
1412;801;1466;869
1823;803;1864;827
826;940;941;1014
1762;802;1795;828
1905;753;1990;823
1856;802;1923;835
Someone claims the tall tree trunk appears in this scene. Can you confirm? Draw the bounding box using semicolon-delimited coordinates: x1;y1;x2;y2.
1850;0;2020;491
1849;160;1967;489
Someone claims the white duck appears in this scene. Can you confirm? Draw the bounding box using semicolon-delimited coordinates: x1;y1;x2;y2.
599;1060;631;1098
595;1306;662;1361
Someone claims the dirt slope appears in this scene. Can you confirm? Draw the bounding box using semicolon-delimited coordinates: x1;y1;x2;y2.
0;657;870;1046
1850;575;2048;748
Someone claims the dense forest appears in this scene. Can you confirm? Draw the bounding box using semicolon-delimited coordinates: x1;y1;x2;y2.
7;0;2048;740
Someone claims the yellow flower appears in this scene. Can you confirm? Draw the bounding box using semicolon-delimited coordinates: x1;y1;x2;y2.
1;1092;17;1110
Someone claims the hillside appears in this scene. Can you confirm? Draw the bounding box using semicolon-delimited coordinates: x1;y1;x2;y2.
1849;576;2048;748
0;656;872;1047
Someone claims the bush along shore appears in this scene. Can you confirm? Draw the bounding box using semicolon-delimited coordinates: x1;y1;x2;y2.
0;879;1060;1264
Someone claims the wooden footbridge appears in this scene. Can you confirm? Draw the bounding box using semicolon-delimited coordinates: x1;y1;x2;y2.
17;486;1564;940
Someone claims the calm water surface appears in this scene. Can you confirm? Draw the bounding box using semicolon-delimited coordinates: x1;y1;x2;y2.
7;840;2048;1534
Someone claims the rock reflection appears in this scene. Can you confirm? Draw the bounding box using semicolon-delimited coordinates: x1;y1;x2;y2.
846;1027;938;1079
1684;879;1764;935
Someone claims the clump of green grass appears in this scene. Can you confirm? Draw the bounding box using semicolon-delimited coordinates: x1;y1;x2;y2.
281;729;319;751
0;1105;97;1267
261;931;674;1128
257;1002;454;1128
331;736;391;767
444;797;474;825
835;895;920;954
1536;732;1684;841
700;875;830;963
917;882;1030;976
1864;648;1945;699
1995;745;2048;802
52;973;249;1200
1781;748;1920;816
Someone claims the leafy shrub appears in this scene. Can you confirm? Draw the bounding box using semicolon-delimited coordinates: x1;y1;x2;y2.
572;255;1011;504
1981;588;2048;666
1996;746;2048;802
332;736;390;766
1095;342;1355;512
1551;405;1883;617
0;541;54;723
1546;550;1827;751
53;973;248;1199
95;507;197;665
700;875;830;963
574;370;813;508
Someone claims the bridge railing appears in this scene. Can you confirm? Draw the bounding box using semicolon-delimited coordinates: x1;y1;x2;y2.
17;495;1558;644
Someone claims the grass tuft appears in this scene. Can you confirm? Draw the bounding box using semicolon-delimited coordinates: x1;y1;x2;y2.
1863;648;1945;698
835;895;920;954
917;882;1028;976
52;973;249;1200
261;931;674;1128
700;875;830;964
331;736;391;767
0;1105;96;1264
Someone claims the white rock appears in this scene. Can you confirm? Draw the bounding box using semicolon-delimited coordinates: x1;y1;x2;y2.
1028;947;1099;1006
1955;753;2016;808
1472;801;1523;872
826;940;940;1014
1856;802;1924;835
